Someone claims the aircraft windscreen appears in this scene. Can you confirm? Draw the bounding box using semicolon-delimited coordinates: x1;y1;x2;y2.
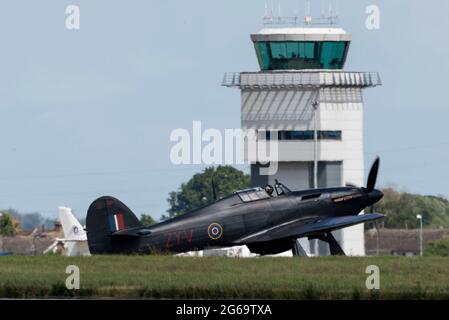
275;181;292;196
236;188;270;203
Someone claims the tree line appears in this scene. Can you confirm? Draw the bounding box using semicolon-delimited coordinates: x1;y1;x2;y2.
2;166;449;237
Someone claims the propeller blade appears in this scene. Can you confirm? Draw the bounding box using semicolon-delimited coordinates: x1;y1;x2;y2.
366;157;380;192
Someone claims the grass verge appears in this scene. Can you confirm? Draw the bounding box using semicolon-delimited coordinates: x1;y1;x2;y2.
0;255;448;299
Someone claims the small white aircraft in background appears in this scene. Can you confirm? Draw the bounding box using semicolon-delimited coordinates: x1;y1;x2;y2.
44;206;90;256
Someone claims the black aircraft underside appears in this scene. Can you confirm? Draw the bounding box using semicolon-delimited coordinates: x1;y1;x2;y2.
86;158;385;256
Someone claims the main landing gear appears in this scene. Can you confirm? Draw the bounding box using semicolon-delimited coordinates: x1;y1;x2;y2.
292;232;346;256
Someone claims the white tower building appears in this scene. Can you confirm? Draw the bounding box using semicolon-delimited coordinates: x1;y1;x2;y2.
223;27;381;256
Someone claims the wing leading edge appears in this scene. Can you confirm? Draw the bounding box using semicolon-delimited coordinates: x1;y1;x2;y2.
234;213;384;244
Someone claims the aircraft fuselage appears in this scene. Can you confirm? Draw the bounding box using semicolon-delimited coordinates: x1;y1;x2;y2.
109;186;382;255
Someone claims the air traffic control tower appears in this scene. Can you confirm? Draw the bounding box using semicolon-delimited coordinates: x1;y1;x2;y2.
223;26;381;256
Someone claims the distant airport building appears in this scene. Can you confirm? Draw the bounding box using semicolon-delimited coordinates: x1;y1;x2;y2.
365;228;449;256
223;26;381;256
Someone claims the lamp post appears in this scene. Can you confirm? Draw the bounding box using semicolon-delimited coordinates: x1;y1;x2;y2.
416;214;423;256
375;221;380;256
312;100;319;189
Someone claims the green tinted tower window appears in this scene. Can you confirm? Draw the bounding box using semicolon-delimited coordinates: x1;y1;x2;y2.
254;41;349;70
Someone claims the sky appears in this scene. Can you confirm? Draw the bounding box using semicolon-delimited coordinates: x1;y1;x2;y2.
0;0;448;220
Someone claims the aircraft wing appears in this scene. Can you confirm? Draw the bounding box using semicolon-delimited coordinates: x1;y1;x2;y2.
234;213;384;244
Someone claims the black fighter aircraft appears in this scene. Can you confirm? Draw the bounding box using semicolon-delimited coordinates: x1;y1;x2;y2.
86;158;385;256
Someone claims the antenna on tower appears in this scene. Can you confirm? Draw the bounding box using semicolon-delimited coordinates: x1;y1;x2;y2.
304;0;312;24
262;0;338;26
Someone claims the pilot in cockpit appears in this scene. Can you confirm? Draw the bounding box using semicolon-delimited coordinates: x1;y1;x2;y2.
264;185;274;197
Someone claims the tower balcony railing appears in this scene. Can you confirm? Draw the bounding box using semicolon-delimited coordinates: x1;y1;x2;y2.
222;71;381;89
222;72;241;87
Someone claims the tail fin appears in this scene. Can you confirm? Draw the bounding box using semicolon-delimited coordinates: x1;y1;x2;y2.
58;206;86;241
86;196;142;254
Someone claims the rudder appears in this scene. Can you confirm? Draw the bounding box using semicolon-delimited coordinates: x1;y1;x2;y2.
58;206;86;241
86;196;142;254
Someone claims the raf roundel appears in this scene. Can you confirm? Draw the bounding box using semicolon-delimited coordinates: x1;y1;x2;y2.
207;223;223;240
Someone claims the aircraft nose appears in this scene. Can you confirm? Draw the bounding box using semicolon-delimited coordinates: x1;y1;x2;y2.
368;189;384;205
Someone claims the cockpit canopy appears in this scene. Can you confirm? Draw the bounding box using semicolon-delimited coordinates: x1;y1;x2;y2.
274;180;292;196
235;181;292;203
235;187;270;203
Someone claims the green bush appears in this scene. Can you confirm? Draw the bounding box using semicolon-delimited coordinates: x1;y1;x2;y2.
0;213;16;236
424;237;449;257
